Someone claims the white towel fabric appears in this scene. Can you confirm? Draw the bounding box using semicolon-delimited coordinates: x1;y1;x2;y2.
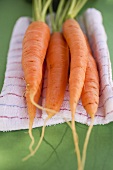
0;8;113;131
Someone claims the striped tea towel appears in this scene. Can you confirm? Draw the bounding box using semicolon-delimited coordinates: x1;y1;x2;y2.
0;8;113;131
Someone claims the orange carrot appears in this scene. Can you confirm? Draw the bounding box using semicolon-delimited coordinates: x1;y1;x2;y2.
62;19;88;170
21;0;55;154
22;21;50;150
81;36;99;170
81;40;99;119
45;32;69;113
63;19;88;116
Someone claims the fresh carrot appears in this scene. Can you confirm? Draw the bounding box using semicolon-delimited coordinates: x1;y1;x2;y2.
22;0;55;155
22;0;69;161
45;0;69;113
63;19;88;115
63;18;88;170
81;37;99;119
81;36;99;170
29;31;69;158
45;32;69;113
62;1;89;169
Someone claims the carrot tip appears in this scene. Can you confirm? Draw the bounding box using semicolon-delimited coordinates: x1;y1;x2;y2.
22;116;51;162
28;116;35;153
71;111;82;170
82;117;94;170
29;128;35;153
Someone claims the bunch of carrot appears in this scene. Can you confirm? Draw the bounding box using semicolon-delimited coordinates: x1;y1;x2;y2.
21;0;99;170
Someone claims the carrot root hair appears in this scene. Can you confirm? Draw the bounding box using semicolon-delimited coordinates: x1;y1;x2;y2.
71;112;82;170
62;115;82;170
82;116;94;170
22;115;52;162
26;92;57;154
62;116;72;129
28;119;35;153
30;93;56;115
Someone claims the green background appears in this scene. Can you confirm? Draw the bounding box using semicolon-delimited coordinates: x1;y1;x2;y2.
0;0;113;170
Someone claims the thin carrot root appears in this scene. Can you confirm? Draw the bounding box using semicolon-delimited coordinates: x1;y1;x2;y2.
60;115;72;129
30;93;57;115
29;132;34;153
26;92;57;154
22;115;52;162
63;117;72;129
71;112;82;170
82;117;94;170
28;120;35;153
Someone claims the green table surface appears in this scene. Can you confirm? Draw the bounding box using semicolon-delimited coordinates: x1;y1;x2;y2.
0;0;113;170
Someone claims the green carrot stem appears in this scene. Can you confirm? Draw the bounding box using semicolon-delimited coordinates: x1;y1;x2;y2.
49;4;57;32
64;0;88;20
38;0;42;14
66;0;77;19
42;0;46;8
55;0;65;25
42;0;52;22
58;0;71;31
72;0;88;18
33;0;40;21
33;0;52;22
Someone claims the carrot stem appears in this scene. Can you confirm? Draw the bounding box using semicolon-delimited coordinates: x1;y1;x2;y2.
33;0;40;21
42;0;52;22
64;0;88;20
72;0;88;18
49;3;57;32
82;117;94;170
55;0;65;28
58;0;71;30
67;0;77;19
38;0;42;15
49;0;70;32
42;0;46;8
33;0;52;22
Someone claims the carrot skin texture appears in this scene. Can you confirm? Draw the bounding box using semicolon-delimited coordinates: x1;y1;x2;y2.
45;32;69;114
62;19;88;113
81;37;99;118
22;21;50;125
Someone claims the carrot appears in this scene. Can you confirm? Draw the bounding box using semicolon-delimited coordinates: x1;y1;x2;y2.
81;36;99;170
45;0;69;113
22;0;69;161
45;32;69;112
61;1;89;169
22;0;56;155
81;37;99;118
62;18;88;170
